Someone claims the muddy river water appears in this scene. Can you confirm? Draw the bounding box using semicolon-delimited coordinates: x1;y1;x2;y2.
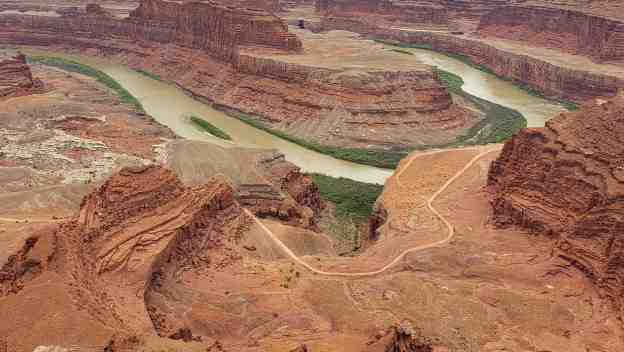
18;48;565;184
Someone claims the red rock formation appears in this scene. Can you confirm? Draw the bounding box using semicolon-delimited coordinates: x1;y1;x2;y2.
316;0;449;27
478;5;624;63
163;141;323;228
60;165;254;335
369;29;624;101
487;94;624;317
129;0;301;55
0;54;39;98
364;322;433;352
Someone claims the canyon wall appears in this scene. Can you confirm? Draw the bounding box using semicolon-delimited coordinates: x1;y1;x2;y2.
316;0;448;27
479;5;624;63
129;0;301;54
365;29;624;101
0;0;301;63
487;95;624;317
0;53;39;98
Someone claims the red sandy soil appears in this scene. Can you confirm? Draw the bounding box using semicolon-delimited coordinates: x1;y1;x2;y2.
4;140;623;351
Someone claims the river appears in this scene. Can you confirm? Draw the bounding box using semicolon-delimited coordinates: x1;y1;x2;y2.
392;46;566;127
17;49;565;184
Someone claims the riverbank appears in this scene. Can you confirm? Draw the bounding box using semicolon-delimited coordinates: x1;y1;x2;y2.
29;53;526;170
367;29;624;102
376;39;579;111
28;55;145;113
214;70;526;166
190;115;232;140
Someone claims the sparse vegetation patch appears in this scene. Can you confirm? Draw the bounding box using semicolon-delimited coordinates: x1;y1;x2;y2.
28;55;145;113
189;115;232;140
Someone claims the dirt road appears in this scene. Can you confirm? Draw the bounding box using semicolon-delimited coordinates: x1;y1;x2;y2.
247;146;501;277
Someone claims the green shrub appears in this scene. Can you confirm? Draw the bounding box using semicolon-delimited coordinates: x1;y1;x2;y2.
390;48;414;55
189;115;232;140
226;110;408;169
309;173;383;222
136;69;164;82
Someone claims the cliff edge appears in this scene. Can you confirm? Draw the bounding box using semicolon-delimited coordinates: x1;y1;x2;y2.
487;93;624;317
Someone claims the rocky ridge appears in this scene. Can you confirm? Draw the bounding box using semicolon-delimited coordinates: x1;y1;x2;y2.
488;93;624;317
14;165;253;339
0;53;40;98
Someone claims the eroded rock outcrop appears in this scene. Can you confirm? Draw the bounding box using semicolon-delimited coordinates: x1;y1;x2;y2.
60;165;254;335
129;0;301;56
0;54;40;98
365;322;433;352
488;94;624;317
163;140;323;229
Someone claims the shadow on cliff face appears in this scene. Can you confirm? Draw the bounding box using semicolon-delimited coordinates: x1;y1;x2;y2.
487;94;624;318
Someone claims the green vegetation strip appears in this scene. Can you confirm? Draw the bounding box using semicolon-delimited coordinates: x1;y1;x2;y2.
26;53;525;169
28;55;145;113
309;173;383;223
189;115;232;140
136;69;164;82
376;39;579;111
390;48;414;55
437;69;527;145
223;109;408;169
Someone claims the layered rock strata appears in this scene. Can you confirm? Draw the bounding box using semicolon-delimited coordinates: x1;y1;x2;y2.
316;0;449;27
0;53;40;98
63;165;253;335
479;5;624;63
315;0;517;31
0;1;472;148
487;94;624;317
311;1;624;101
351;27;624;101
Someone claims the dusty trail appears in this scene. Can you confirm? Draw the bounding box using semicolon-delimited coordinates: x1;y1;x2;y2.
247;146;501;277
0;217;61;223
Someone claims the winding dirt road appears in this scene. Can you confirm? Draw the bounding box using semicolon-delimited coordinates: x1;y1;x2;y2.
246;146;500;277
0;217;61;223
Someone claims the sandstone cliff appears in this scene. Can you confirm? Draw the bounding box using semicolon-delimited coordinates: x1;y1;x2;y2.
0;54;39;99
316;0;448;27
479;5;624;63
66;165;253;335
487;94;624;317
129;0;302;56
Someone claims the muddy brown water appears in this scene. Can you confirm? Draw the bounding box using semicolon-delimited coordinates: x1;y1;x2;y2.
393;46;567;127
13;49;565;184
